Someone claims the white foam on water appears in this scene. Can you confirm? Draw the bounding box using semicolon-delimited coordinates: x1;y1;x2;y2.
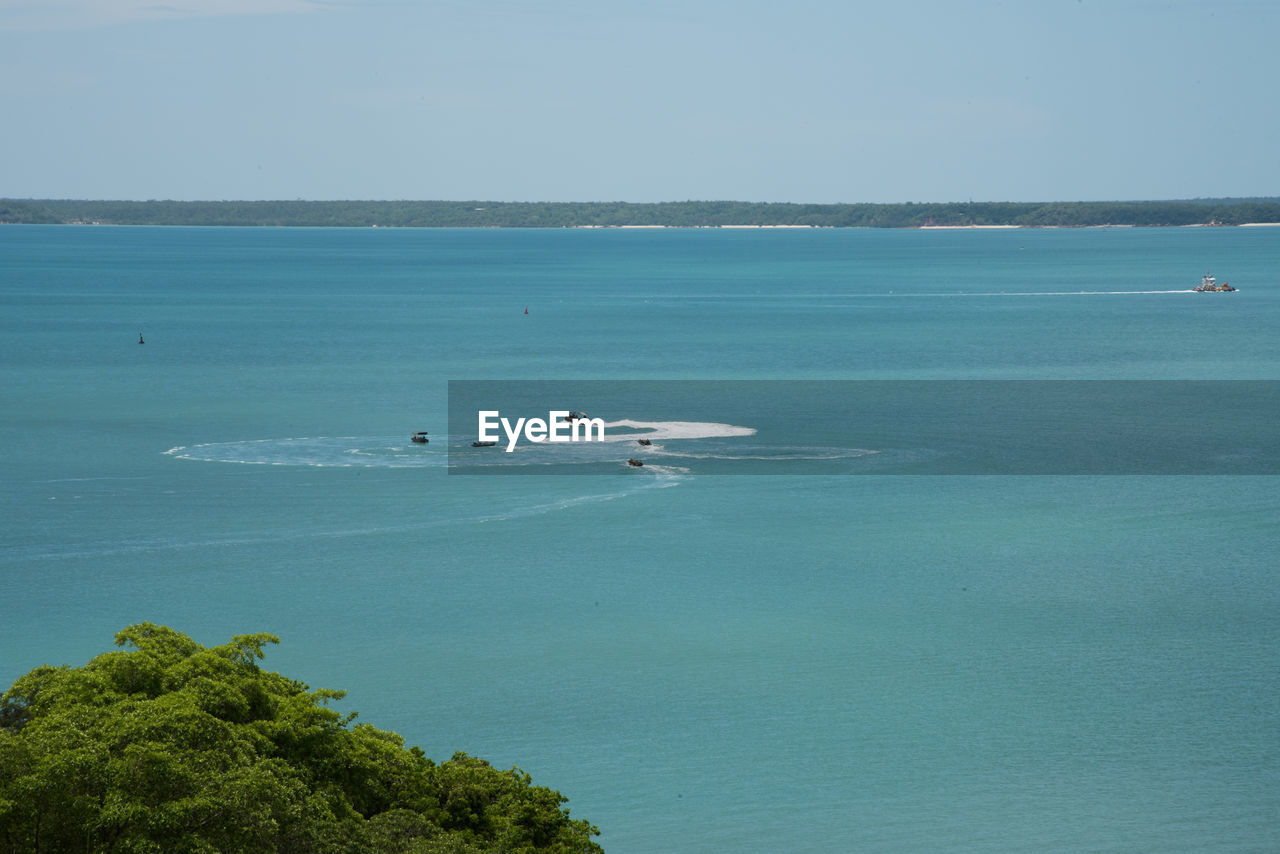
11;474;686;564
598;419;757;441
938;289;1199;296
473;474;683;523
41;476;149;483
593;289;1201;299
631;463;691;479
164;436;449;468
163;425;891;476
648;445;876;462
162;421;765;478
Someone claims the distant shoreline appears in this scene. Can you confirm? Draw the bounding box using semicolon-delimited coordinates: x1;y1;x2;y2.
4;198;1279;229
13;222;1280;231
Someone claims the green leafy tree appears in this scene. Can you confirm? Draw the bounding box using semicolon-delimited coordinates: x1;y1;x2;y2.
0;624;601;854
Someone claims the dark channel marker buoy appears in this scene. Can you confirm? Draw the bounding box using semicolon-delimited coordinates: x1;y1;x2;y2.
138;333;144;344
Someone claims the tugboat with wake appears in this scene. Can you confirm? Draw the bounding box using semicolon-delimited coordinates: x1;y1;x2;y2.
1194;274;1237;292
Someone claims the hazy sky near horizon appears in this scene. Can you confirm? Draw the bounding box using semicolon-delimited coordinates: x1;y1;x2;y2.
2;0;1277;203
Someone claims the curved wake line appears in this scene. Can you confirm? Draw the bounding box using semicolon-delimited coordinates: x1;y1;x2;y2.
164;436;448;468
10;476;686;564
162;423;757;473
1;488;659;562
474;472;684;524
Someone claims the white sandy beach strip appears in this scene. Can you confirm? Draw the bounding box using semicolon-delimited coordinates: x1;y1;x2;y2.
918;224;1021;229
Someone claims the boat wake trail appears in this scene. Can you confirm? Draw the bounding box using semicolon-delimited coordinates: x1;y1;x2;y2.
161;422;756;467
164;436;450;468
165;421;881;475
473;471;685;524
934;289;1197;296
164;426;884;474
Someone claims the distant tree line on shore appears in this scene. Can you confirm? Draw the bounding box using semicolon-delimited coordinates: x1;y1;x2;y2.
3;197;1280;228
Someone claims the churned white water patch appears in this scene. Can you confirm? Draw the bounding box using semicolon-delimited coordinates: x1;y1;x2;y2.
164;436;449;468
598;419;757;441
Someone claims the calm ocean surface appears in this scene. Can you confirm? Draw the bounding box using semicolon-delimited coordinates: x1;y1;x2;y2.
2;224;1278;852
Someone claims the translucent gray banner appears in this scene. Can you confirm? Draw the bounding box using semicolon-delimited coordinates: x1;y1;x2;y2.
446;381;1279;475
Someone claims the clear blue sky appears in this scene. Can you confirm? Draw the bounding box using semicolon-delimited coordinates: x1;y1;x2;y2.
2;0;1276;203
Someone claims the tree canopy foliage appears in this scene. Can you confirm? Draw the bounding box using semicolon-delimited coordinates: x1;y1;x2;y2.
2;197;1279;228
0;624;602;854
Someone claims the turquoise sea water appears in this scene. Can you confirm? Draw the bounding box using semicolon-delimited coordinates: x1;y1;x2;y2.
2;225;1278;852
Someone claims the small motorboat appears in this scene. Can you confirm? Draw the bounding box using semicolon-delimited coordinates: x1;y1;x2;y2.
637;439;652;446
627;458;644;467
410;431;429;444
472;441;497;447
